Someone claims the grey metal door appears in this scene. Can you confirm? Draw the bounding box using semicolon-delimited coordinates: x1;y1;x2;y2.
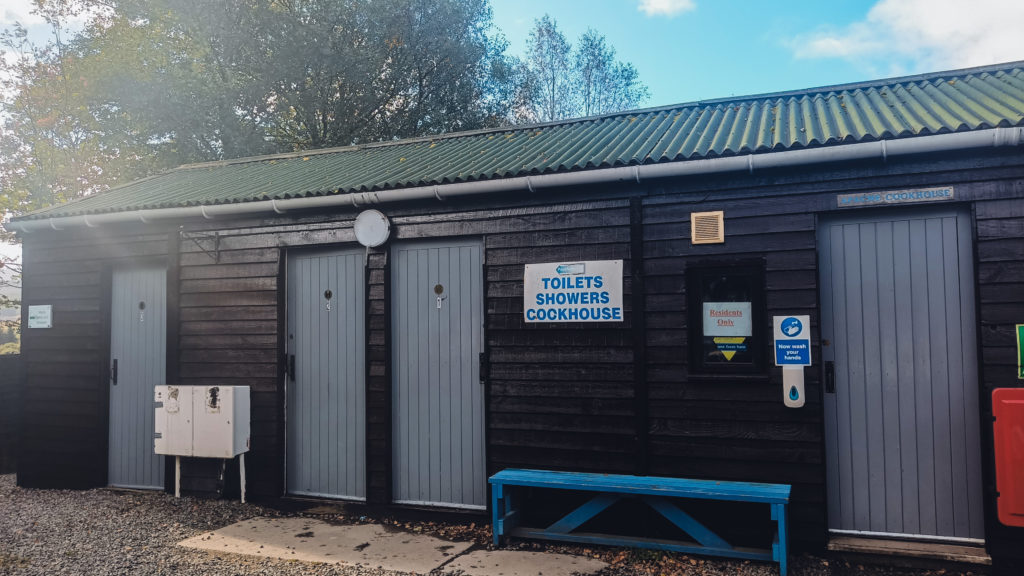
287;249;366;499
819;208;984;541
109;266;166;489
392;240;485;509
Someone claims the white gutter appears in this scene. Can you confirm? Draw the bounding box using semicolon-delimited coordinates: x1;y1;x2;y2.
9;127;1023;234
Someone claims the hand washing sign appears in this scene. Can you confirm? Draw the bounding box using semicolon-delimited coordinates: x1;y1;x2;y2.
524;260;623;323
774;315;811;366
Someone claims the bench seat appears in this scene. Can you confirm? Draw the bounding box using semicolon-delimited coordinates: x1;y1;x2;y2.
490;469;791;575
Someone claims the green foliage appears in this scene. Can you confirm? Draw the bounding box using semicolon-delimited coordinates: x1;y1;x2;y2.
0;1;647;228
0;321;19;354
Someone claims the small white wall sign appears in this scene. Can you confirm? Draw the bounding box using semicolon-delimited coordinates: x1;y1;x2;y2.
702;302;752;337
27;305;53;329
524;260;623;322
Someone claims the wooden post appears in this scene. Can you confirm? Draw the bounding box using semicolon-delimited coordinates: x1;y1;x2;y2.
630;197;649;475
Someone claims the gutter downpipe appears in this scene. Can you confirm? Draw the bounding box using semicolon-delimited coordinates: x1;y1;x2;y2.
9;127;1023;234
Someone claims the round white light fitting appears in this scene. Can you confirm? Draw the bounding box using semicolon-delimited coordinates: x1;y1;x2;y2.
353;209;391;247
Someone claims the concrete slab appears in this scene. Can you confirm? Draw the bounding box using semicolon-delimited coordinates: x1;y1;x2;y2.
179;517;473;572
443;550;607;576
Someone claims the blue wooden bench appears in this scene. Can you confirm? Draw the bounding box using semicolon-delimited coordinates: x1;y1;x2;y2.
490;469;791;575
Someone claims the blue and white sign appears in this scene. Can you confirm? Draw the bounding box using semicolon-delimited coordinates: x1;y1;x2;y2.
780;316;803;338
524;260;623;323
836;186;954;208
774;315;811;366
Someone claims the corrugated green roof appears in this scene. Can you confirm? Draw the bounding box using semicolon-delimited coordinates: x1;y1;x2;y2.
18;61;1024;220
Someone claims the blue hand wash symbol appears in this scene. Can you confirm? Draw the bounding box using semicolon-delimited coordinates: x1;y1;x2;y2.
781;317;803;337
789;386;800;401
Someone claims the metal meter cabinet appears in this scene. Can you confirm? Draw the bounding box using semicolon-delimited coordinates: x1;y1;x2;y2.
993;388;1024;528
155;385;251;500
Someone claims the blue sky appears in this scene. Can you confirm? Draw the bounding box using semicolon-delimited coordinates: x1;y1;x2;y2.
491;0;1024;108
3;0;1024;109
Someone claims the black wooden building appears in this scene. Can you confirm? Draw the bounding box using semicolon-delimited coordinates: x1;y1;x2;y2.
8;61;1024;567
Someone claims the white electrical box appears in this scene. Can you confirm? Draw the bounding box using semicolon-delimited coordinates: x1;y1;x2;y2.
154;386;194;456
155;385;250;458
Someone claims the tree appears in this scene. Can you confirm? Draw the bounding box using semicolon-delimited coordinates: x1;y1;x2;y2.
0;2;649;233
520;16;649;122
575;29;649;117
0;3;133;226
524;15;575;122
0;318;18;354
0;254;21;330
245;0;519;146
0;0;523;226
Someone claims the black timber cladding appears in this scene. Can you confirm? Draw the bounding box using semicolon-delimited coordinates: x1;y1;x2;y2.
975;193;1024;561
0;355;21;473
17;229;169;488
14;148;1024;554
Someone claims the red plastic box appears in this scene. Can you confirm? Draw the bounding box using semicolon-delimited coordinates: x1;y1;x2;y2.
994;388;1024;528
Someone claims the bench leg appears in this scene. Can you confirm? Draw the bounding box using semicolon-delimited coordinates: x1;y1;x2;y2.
645;497;732;550
546;493;620;534
772;503;789;576
492;483;504;548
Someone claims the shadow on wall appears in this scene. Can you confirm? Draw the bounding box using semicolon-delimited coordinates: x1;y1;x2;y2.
0;354;21;474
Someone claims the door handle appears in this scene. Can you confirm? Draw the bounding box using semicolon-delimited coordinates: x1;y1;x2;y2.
824;361;835;394
288;354;296;381
111;359;118;385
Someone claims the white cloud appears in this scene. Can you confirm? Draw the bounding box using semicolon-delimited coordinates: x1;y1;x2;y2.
638;0;696;18
789;0;1024;75
1;0;46;28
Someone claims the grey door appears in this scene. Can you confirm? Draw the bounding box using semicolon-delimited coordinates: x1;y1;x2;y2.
819;208;984;541
392;240;485;509
287;249;366;499
109;266;166;489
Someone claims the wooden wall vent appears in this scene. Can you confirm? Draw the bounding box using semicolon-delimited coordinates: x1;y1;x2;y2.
691;211;725;244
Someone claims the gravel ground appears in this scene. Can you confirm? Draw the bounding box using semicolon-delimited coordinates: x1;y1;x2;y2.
0;474;396;576
0;474;989;576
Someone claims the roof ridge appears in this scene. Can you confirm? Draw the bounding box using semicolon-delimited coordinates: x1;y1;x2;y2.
166;60;1024;172
13;60;1024;222
673;60;1024;107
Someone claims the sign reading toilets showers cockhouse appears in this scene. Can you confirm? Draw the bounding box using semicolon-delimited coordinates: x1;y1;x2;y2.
524;260;624;323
